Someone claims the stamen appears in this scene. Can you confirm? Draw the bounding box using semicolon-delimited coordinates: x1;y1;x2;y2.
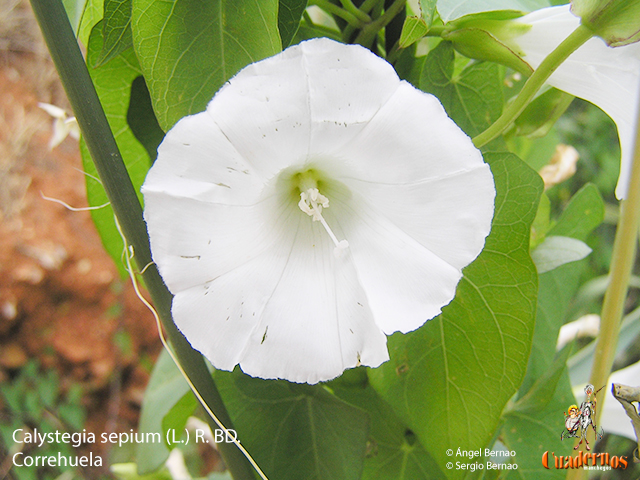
298;188;349;257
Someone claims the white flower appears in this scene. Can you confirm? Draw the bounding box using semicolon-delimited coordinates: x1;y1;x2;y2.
38;102;80;149
515;5;640;199
142;38;495;384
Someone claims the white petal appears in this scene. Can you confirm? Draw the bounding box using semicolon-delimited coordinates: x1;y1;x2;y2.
328;193;464;334
49;118;71;149
143;113;284;293
171;225;297;372
172;209;388;384
240;217;388;383
205;38;402;179
143;113;263;205
205;43;313;178
38;102;67;119
302;38;401;156
345;168;494;270
143;192;292;293
333;82;490;184
517;5;640;199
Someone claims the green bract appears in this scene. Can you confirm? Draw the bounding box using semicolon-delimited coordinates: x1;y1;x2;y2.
572;0;640;46
443;12;533;74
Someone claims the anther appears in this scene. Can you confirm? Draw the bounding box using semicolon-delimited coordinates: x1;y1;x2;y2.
298;188;349;257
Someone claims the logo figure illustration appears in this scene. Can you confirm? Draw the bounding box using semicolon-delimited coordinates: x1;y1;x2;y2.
561;384;604;450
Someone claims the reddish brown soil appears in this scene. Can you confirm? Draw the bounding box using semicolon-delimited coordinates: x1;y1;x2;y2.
0;4;162;476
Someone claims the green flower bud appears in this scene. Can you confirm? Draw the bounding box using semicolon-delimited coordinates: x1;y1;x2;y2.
443;12;533;75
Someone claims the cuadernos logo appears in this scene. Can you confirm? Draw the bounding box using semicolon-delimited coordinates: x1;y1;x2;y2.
542;451;628;470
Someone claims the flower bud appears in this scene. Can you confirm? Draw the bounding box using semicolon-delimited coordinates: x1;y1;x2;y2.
443;12;533;75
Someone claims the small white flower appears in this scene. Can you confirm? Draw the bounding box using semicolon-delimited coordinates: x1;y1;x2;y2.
142;38;495;384
515;5;640;199
38;102;80;149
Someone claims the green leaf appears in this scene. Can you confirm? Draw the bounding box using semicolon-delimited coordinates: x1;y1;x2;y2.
161;391;197;448
137;349;191;474
295;22;343;42
279;0;308;47
418;0;438;27
399;16;430;48
216;370;369;480
436;0;550;23
131;0;282;131
80;22;152;278
531;236;592;274
509;343;573;415
419;41;503;138
569;307;640;385
78;0;104;45
547;184;604;240
530;193;551;248
500;370;575;480
62;0;89;33
514;88;575;138
519;184;603;395
96;0;133;66
111;463;173;480
331;380;445;480
368;152;542;479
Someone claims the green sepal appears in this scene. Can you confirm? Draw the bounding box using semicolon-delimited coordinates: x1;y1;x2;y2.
572;0;640;46
399;16;430;48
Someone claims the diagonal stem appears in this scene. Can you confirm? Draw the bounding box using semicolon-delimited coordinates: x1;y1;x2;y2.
28;1;256;479
354;0;406;47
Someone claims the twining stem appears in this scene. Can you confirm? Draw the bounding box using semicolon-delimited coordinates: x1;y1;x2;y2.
565;75;640;480
28;1;256;479
355;0;406;47
340;0;372;23
360;0;384;15
311;0;365;28
472;24;593;148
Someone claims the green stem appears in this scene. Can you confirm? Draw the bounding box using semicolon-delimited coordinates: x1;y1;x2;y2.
360;0;383;15
341;0;384;43
354;0;406;47
472;24;593;148
427;24;446;36
28;2;256;479
339;0;371;23
311;0;365;28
